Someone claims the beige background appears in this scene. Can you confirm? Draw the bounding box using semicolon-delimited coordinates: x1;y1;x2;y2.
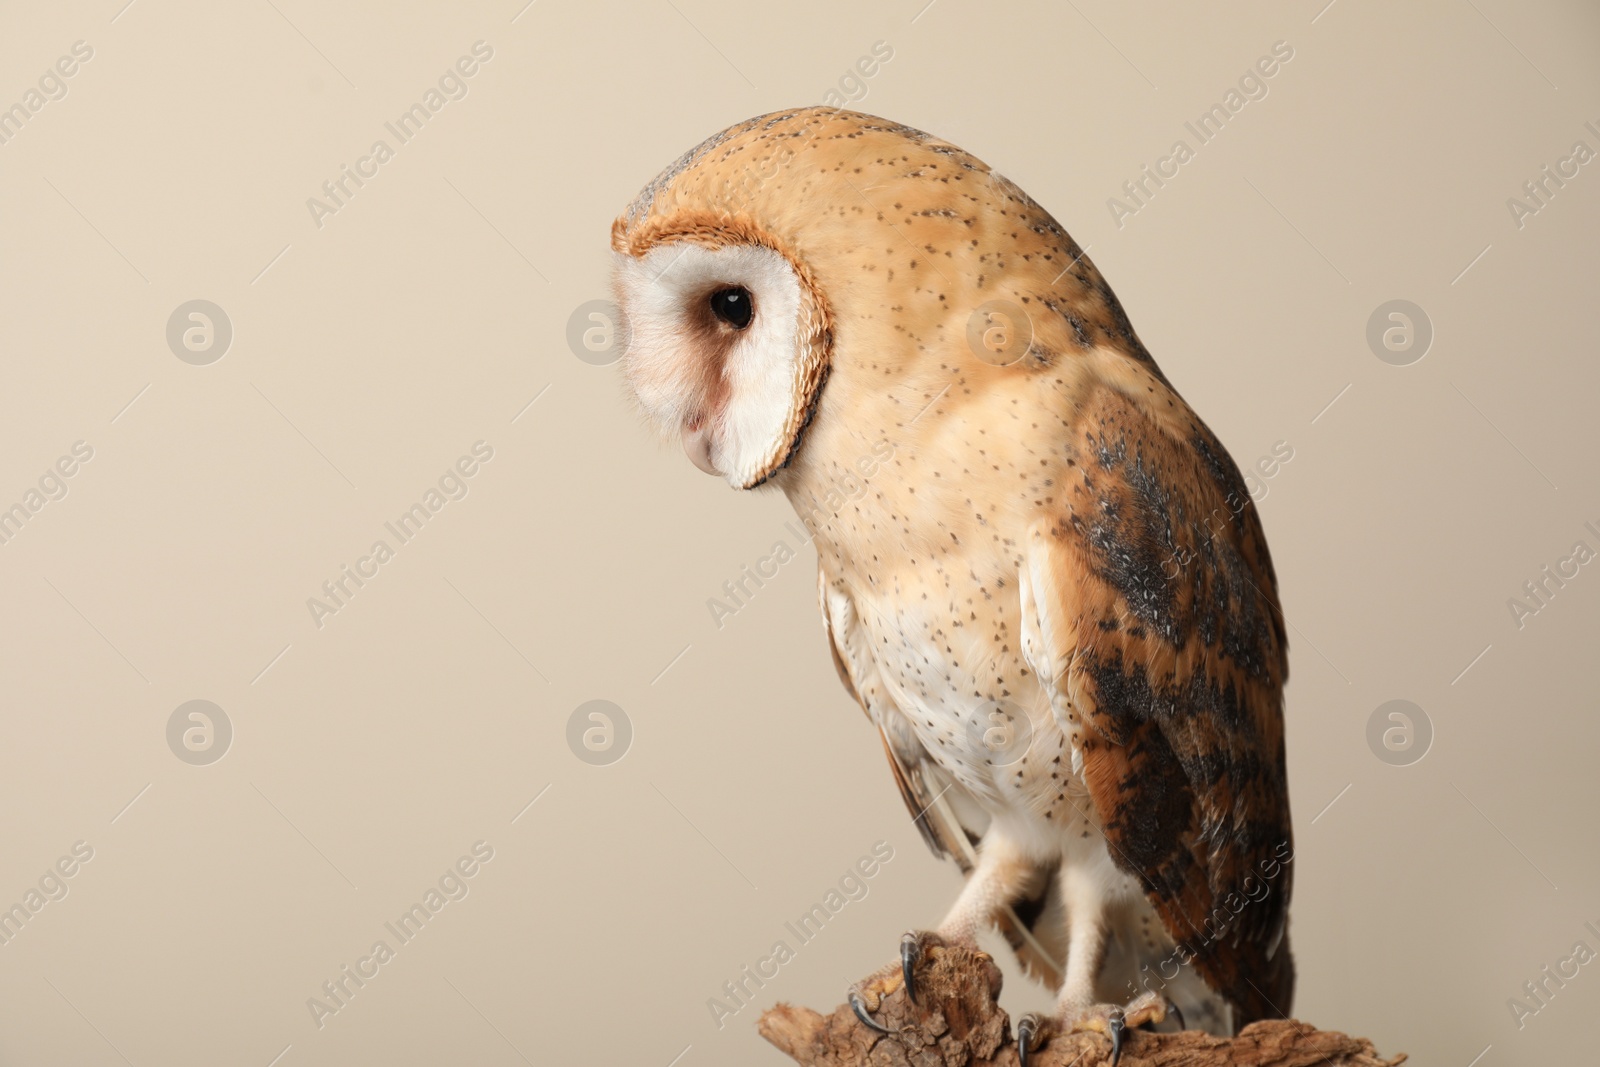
1;1;1596;1064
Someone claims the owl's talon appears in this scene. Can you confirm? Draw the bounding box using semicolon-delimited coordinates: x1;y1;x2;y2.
1016;1012;1047;1067
848;990;893;1035
1108;1008;1127;1066
1166;1000;1185;1032
1051;992;1169;1064
901;933;921;1002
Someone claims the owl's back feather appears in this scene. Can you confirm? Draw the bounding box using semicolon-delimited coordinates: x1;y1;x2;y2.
1022;382;1294;1023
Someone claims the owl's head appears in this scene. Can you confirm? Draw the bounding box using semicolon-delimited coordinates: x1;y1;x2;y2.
611;219;832;490
611;108;1154;490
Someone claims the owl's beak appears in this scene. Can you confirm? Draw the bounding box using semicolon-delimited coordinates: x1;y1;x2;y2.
682;422;719;476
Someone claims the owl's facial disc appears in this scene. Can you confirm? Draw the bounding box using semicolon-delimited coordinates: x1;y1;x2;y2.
614;241;824;489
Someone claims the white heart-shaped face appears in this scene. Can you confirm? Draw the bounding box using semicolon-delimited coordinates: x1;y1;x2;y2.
613;242;812;489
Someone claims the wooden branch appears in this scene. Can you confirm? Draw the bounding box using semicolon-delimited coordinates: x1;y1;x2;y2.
758;943;1403;1067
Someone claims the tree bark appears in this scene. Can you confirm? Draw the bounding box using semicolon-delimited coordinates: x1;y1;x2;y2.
758;943;1403;1067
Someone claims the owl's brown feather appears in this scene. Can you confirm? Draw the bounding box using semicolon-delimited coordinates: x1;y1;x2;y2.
1025;383;1294;1023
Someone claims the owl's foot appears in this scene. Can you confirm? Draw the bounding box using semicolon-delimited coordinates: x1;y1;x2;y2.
1016;991;1180;1067
847;989;896;1035
845;930;950;1035
899;929;942;1002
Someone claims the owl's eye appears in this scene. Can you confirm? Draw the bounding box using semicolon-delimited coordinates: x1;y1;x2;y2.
709;287;754;330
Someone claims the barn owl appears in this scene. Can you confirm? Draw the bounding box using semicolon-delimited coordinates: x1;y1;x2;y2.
611;108;1294;1063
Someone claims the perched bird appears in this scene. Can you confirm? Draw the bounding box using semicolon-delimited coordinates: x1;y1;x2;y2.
611;108;1294;1063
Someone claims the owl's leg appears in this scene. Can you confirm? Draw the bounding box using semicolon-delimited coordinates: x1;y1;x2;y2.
847;832;1047;1034
1015;861;1179;1066
932;831;1048;949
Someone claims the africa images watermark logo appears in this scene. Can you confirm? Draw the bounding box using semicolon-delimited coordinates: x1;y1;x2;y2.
566;700;632;766
0;441;94;547
306;441;495;629
1505;519;1600;631
305;840;495;1029
705;439;895;630
167;700;233;766
166;300;233;365
1160;440;1294;580
1505;119;1600;230
1107;40;1295;228
1123;839;1293;1001
0;40;94;148
305;41;495;229
0;841;95;948
706;841;895;1030
1507;919;1600;1029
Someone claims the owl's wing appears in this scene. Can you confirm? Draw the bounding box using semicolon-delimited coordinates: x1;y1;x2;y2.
1019;384;1294;1024
819;569;1064;987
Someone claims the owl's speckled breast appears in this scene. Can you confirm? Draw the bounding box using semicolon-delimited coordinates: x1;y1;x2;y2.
820;545;1094;829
